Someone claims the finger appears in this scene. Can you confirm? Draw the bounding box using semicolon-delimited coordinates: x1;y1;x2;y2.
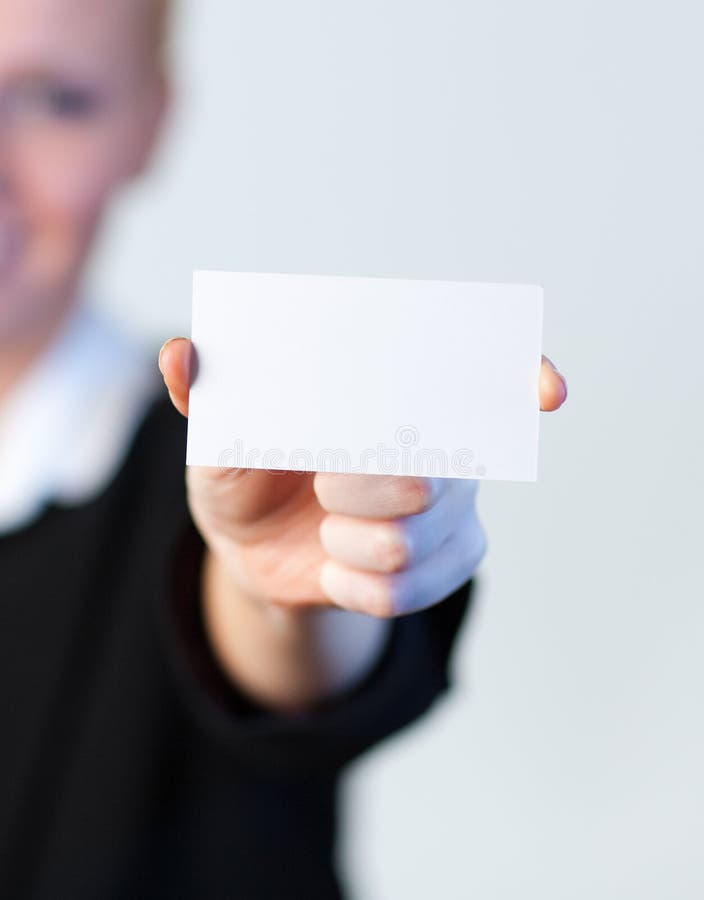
313;473;447;519
320;513;487;618
158;337;192;417
186;466;316;533
540;355;568;411
319;478;479;574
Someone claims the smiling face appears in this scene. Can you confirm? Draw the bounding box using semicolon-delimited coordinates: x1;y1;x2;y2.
0;0;168;349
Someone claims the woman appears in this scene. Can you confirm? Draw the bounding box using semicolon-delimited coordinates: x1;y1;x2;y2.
0;1;568;897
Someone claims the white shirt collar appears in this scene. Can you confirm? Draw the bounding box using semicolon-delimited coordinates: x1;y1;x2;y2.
0;303;161;536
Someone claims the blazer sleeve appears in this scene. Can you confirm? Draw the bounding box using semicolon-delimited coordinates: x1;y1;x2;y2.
157;519;477;777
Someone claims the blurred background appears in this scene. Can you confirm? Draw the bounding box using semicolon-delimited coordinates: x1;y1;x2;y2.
87;1;703;897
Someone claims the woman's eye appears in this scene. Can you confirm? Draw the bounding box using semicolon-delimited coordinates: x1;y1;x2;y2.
0;79;104;123
44;85;100;118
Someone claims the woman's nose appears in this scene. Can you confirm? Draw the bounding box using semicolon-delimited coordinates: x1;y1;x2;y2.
0;117;16;202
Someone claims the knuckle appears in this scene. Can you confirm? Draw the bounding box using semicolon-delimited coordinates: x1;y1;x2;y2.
368;594;396;619
312;471;335;506
317;513;336;548
373;524;409;573
358;576;396;618
399;477;434;515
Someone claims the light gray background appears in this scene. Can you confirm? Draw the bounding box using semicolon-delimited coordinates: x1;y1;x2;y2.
88;2;703;897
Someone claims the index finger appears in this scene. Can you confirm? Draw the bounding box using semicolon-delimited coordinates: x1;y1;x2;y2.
313;473;448;519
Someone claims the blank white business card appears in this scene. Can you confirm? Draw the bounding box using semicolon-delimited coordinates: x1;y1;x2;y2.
186;271;543;482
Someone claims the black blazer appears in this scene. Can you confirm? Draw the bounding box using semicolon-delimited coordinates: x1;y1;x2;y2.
0;395;475;900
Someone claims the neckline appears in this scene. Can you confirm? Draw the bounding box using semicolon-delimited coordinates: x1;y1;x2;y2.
0;303;161;535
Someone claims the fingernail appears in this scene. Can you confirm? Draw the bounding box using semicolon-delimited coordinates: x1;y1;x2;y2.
158;337;178;374
545;355;562;377
159;337;190;379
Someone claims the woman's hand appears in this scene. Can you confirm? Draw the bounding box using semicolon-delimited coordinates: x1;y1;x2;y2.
159;341;567;618
158;339;567;709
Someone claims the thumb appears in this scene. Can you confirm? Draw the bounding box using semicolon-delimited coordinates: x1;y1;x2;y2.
158;337;192;417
